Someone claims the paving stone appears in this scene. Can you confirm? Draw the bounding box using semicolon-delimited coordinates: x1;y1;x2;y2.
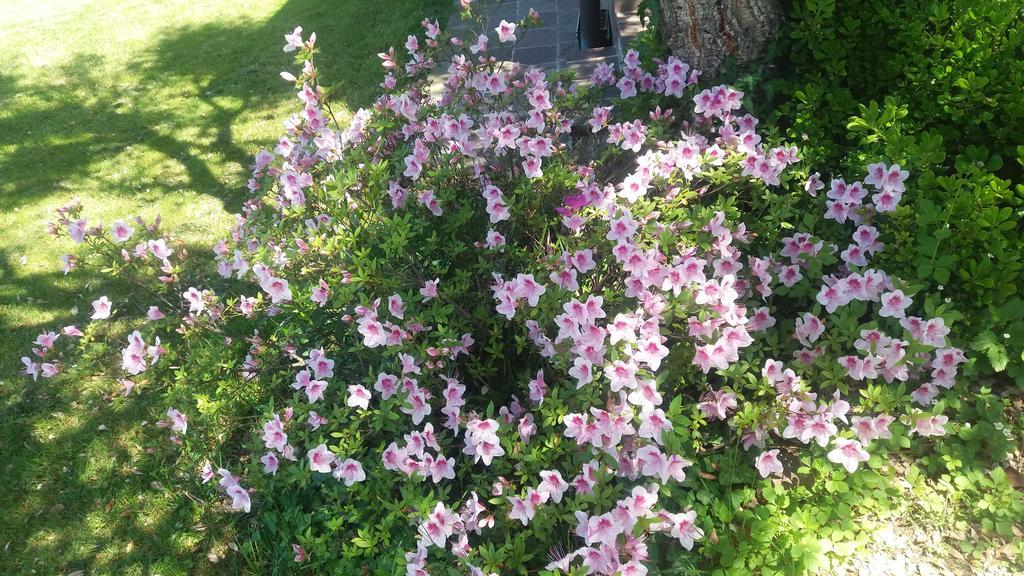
522;0;560;13
515;45;559;65
490;5;519;21
562;43;616;63
517;26;559;48
433;0;641;85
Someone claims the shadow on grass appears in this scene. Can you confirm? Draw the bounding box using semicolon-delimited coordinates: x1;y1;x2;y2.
0;0;452;213
0;246;245;575
0;49;245;214
0;0;452;361
1;1;452;572
1;374;240;575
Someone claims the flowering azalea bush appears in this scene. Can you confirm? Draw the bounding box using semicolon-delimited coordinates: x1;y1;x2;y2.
24;5;976;574
744;0;1024;385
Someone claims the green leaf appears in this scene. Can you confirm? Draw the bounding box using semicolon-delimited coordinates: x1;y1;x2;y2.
987;344;1009;372
971;331;1009;372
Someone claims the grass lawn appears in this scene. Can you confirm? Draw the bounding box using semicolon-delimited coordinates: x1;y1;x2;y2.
0;0;450;573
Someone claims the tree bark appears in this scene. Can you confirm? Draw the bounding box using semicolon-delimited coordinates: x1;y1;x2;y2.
657;0;781;74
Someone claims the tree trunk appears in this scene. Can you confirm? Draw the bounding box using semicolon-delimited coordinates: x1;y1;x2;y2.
657;0;781;74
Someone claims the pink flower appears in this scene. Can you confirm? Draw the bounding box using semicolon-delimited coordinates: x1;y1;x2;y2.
397;353;419;375
20;357;38;381
347;384;371;410
518;413;537;443
827;438;870;473
853;224;883;252
586;512;622;547
469;32;489;53
692;342;728;373
604;359;638;392
333;458;366;485
794;312;825;346
851;416;879;443
292;544;307;563
872;188;903;212
261;452;279;475
375;373;399;399
562;412;588;443
307;444;335;473
495;20;516;42
403;388;432;425
262;415;288;451
838;355;878;381
638;408;672;444
620;561;648;576
919;317;949;347
34;331;58;349
697;390;737;420
801;415;839;447
665;510;703;550
357;318;387;348
508;495;536;526
305;378;328;403
283;26;304;52
166;408;188;435
485;229;506;249
388;294;405;319
37;362;57;378
464;418;504;466
568;356;594;388
866;162;909;193
527;370;547;405
917;379;937;405
310;279;330;307
776;264;802;287
60;254;77;274
308;348;334;379
67;218;88;243
91;296;113;320
121;331;151;375
638;445;689;483
879;290;911;318
183;287;205;314
110;220;135;243
147;238;173;260
841;244;869;267
307;410;328;430
537;470;568;503
292;369;312;392
225;483;251;513
522;156;543;178
420;502;458;548
872;414;895;439
420;278;439;301
804;173;824;196
911;414;948;437
816;283;848;314
617;76;637;98
199;461;215;484
589;106;613;132
627;336;665;371
428;455;456;483
260;275;292;304
513;274;546;307
755;449;783;478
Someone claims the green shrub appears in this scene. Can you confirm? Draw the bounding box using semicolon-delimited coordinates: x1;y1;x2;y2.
735;0;1024;383
20;5;1023;575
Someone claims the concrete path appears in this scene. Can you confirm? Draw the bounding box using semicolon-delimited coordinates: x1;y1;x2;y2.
441;0;643;80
